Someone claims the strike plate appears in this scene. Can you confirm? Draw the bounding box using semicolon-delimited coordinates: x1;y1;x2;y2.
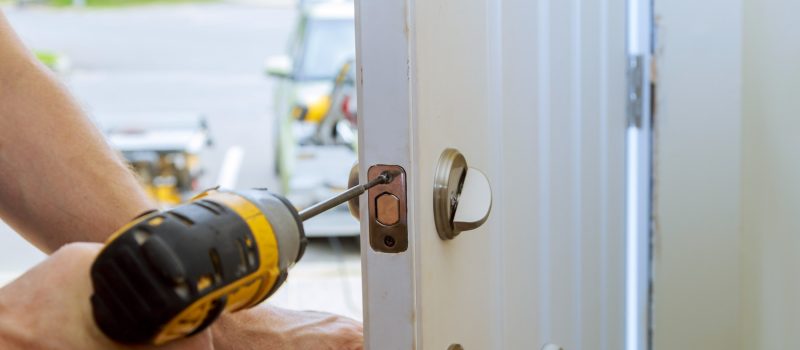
368;165;408;253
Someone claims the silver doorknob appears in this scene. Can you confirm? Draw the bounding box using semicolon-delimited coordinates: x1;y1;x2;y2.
433;148;492;240
541;344;564;350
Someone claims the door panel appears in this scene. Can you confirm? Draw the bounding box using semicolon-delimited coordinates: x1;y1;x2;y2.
357;0;626;348
356;0;415;348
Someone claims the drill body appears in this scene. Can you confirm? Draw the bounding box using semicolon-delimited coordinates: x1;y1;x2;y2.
90;189;307;345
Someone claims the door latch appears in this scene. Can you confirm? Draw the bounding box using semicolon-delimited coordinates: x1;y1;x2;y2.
349;164;409;253
367;165;408;253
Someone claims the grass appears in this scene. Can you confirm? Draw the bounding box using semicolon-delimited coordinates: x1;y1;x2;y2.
47;0;216;8
34;50;71;72
34;51;60;68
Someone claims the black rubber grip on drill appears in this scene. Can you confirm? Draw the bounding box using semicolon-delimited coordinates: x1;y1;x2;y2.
90;200;258;344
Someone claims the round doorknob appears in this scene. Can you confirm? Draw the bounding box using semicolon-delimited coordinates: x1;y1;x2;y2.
433;148;492;240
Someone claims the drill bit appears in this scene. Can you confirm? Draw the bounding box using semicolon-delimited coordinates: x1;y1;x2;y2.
299;171;394;221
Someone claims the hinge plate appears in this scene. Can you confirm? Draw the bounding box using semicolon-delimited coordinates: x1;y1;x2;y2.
628;54;645;128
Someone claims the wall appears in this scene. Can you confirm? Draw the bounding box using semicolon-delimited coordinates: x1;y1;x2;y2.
655;1;800;349
652;0;743;349
741;0;800;348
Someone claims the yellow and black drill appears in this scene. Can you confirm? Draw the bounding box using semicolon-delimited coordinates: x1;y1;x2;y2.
90;172;391;345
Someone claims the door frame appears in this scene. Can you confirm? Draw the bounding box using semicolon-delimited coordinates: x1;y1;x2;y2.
625;0;654;349
355;0;416;348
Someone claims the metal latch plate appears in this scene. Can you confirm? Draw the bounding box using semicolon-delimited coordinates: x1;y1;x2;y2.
367;165;407;253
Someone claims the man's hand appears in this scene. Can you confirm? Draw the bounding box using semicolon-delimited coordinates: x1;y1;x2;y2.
211;304;364;350
0;243;364;350
0;243;213;350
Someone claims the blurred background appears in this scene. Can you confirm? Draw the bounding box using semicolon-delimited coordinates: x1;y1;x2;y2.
0;0;362;320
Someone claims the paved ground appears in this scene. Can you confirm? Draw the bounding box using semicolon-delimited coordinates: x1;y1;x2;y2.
0;3;363;320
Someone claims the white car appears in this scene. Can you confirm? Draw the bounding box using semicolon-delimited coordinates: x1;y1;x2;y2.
266;2;358;237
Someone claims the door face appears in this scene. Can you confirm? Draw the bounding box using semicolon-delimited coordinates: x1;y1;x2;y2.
357;0;627;348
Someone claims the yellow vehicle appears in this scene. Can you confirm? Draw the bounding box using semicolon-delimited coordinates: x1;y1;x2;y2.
105;114;212;206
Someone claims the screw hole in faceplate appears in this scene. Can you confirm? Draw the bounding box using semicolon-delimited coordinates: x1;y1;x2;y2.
383;235;396;247
367;165;407;253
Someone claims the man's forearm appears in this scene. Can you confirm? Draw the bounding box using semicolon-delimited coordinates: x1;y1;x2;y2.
0;13;154;253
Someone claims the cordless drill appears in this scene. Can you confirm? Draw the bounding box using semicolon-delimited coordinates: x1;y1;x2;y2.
90;172;391;345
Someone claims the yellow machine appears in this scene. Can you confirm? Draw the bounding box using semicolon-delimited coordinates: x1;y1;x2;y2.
90;172;392;345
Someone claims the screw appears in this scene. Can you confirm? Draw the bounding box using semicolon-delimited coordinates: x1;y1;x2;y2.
383;235;396;247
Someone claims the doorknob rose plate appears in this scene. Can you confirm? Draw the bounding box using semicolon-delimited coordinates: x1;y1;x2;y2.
541;344;564;350
434;148;492;240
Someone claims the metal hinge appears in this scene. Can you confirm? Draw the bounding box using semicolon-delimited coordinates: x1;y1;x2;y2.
627;54;645;128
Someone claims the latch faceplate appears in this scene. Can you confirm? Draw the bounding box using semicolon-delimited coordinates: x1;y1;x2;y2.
367;165;408;253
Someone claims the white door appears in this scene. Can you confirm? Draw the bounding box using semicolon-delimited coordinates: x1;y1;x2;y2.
356;0;628;349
